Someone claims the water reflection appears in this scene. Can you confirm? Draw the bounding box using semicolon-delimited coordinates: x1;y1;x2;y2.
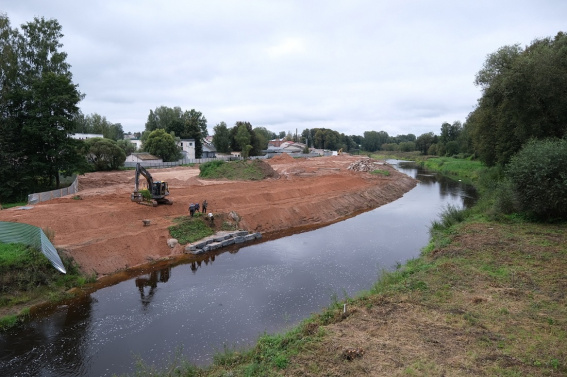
0;295;94;376
135;268;171;307
0;162;477;377
394;160;477;208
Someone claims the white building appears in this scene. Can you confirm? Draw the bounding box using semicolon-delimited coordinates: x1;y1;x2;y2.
178;139;195;160
70;133;103;140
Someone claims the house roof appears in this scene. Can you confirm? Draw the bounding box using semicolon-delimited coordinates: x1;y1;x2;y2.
132;152;160;160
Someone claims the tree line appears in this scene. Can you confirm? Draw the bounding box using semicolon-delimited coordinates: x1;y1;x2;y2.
1;13;565;217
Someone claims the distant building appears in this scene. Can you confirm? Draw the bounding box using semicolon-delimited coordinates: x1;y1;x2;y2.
202;139;217;158
125;153;163;164
70;133;103;140
178;139;195;160
129;139;142;151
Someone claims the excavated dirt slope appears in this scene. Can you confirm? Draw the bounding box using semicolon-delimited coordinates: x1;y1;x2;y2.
0;155;416;277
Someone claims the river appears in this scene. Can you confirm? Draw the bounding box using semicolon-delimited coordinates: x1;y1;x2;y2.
0;160;477;376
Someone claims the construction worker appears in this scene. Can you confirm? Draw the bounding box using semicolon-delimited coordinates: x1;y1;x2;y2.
189;203;195;217
202;199;208;213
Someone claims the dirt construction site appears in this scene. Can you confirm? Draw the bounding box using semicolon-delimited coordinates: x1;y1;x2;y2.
0;155;416;277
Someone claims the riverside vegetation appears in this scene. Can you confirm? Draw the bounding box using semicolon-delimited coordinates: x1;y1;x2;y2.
0;241;94;330
120;154;566;377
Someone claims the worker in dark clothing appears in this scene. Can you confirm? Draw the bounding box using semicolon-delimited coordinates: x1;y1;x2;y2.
202;199;208;213
195;202;200;213
189;203;195;217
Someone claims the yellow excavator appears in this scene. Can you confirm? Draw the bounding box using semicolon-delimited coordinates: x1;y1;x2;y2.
131;163;173;206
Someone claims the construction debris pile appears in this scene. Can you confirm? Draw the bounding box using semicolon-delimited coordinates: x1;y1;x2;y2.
347;159;384;172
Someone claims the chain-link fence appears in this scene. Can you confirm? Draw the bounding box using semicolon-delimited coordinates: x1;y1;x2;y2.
0;221;66;273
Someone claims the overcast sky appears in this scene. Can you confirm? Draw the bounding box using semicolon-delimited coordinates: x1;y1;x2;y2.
2;1;566;137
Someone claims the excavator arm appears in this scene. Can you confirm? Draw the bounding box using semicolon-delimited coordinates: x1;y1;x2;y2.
134;163;154;193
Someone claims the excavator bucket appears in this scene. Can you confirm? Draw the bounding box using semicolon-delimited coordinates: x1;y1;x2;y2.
131;192;143;202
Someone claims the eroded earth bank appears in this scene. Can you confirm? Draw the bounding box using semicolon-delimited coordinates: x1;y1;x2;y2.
0;155;416;277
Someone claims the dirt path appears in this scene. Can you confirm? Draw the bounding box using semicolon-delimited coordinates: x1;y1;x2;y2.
0;155;416;277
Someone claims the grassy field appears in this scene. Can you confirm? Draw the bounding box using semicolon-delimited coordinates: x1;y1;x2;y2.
119;156;567;376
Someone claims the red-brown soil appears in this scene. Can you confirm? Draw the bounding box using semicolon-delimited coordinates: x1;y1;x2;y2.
0;155;416;277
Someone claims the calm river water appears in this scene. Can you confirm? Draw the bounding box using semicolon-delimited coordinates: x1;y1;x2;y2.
0;160;476;376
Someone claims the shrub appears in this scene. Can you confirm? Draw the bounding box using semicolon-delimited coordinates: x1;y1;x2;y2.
506;138;567;221
199;160;225;178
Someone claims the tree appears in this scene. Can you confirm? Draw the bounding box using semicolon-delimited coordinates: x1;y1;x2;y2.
116;139;137;156
184;109;208;138
230;122;261;156
143;129;181;162
468;32;567;166
85;137;126;171
253;126;275;151
0;15;84;199
415;132;437;155
183;118;203;159
144;106;205;158
72;112;124;140
212;121;231;153
361;130;388;152
235;124;251;158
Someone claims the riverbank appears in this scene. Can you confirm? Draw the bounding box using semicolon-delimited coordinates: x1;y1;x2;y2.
158;158;567;377
0;155;417;321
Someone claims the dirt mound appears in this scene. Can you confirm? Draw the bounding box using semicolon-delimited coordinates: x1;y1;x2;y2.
268;153;295;163
252;160;280;179
0;156;416;276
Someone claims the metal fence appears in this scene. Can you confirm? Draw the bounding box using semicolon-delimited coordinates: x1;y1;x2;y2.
27;175;79;205
0;221;66;273
123;155;242;169
25;153;320;205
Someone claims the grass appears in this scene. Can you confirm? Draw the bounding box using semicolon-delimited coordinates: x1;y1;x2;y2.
0;201;27;209
168;215;215;244
421;156;485;184
198;159;275;180
0;243;93;331
370;169;390;176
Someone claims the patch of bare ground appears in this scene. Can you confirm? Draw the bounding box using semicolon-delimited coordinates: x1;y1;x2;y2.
279;221;567;376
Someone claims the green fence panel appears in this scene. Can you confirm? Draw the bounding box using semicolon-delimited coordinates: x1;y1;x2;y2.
0;221;66;273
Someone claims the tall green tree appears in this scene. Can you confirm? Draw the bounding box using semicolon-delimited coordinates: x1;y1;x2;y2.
212;121;231;153
143;129;181;162
230;122;261;156
72;111;124;140
85;137;126;171
253;126;275;151
468;32;567;166
235;124;251;158
144;106;205;158
415;132;437;155
0;15;84;200
361;130;389;152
